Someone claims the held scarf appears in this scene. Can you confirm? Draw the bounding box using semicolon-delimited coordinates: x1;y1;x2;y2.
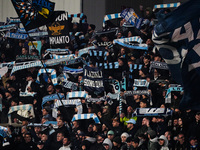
11;60;42;74
78;46;96;57
149;61;169;71
124;90;151;97
96;62;119;69
133;79;150;88
36;69;57;86
165;86;184;103
66;91;88;99
132;108;173;117
0;61;15;69
63;67;83;74
54;99;82;114
113;36;148;50
46;49;71;54
0;24;17;31
61;80;78;91
51;54;74;60
8;104;35;123
103;13;121;27
42;93;65;108
153;2;181;11
20;92;37;97
16;55;40;60
72;113;100;124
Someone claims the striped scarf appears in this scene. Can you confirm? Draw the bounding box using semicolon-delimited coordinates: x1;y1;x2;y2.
36;69;57;86
72;113;100;124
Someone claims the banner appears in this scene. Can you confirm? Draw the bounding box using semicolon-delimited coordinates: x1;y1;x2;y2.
47;12;70;48
7;17;21;24
132;108;173;117
83;66;104;94
149;61;169;71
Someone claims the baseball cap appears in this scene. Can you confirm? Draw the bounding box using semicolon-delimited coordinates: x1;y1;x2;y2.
107;130;114;135
126;119;136;124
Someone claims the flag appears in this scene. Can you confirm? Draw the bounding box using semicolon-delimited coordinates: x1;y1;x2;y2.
11;0;64;31
152;0;200;110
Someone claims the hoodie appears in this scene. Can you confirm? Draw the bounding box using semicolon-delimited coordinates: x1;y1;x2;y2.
158;135;169;150
103;138;113;150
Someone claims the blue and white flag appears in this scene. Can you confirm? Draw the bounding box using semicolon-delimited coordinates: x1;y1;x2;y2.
83;66;104;94
121;8;143;29
42;93;65;107
36;69;57;86
72;113;100;124
152;0;200;110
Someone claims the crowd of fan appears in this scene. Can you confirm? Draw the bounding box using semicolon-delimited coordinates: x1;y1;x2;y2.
0;5;200;150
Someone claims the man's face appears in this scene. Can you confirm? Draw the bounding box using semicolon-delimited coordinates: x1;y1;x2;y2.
112;120;119;127
63;137;69;146
24;134;31;143
107;134;114;140
158;139;165;146
57;133;64;142
41;134;48;142
57;118;64;128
